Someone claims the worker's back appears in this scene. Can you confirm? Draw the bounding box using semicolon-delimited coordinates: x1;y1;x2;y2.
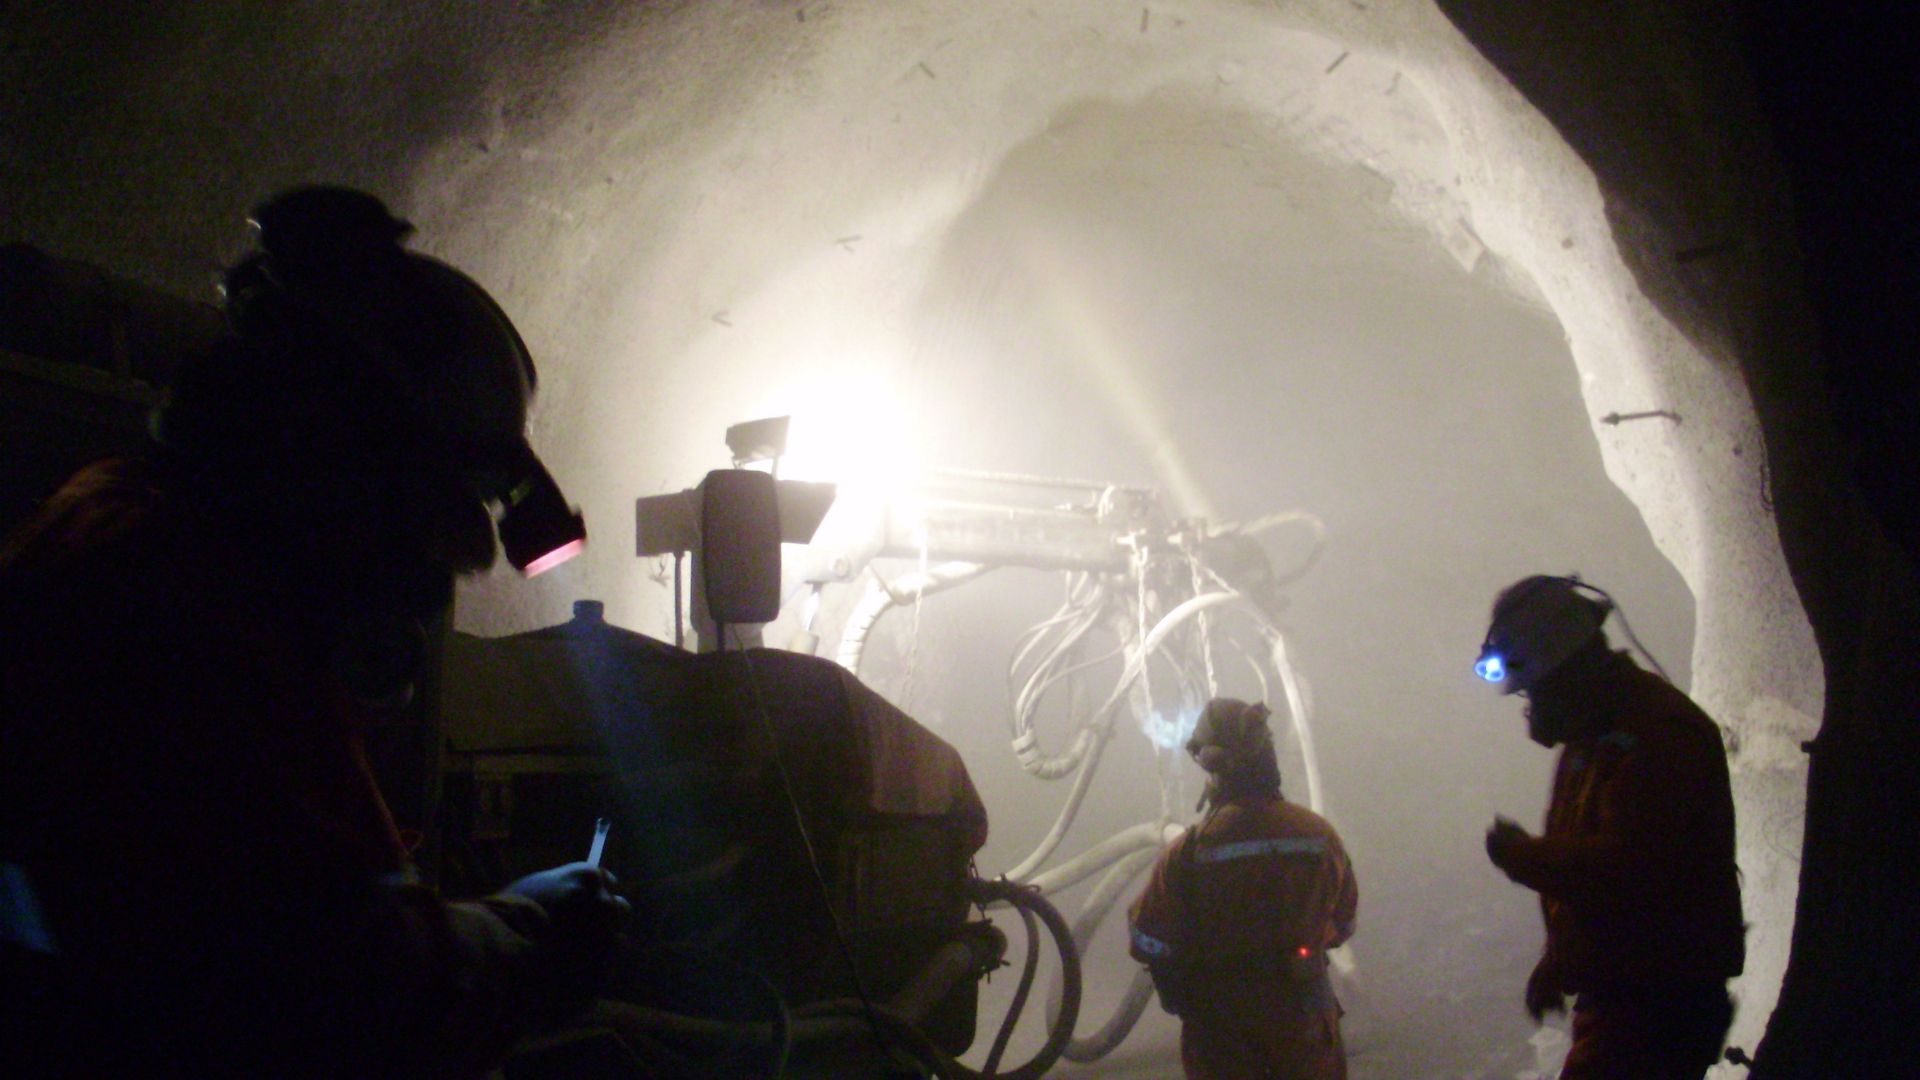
1131;793;1357;1080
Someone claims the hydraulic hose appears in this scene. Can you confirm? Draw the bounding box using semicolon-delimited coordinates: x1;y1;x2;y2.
982;904;1039;1076
1021;821;1182;897
963;878;1082;1080
835;562;987;676
1047;845;1163;1062
1227;509;1328;589
1005;592;1249;882
1003;724;1114;882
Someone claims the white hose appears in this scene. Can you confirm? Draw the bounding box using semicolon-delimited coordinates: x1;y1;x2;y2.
1003;724;1115;882
1047;845;1165;1061
1004;590;1310;880
1261;623;1321;816
1020;821;1182;896
834;562;986;676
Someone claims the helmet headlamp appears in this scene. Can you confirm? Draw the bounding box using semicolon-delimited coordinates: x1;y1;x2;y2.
1473;651;1507;684
216;186;591;580
493;445;587;576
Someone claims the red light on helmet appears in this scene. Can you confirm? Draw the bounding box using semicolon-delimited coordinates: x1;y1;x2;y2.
493;442;588;577
522;537;585;577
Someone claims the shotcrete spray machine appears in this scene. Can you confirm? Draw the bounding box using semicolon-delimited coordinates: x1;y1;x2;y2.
445;419;1332;1076
779;462;1335;1065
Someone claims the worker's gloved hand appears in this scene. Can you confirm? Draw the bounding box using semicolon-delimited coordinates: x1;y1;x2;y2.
1525;956;1567;1023
1484;815;1531;873
503;863;632;1000
504;862;626;917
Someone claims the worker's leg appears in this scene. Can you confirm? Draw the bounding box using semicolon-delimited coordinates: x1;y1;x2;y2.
1560;986;1733;1080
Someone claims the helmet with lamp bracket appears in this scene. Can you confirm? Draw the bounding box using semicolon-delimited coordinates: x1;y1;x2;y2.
1475;575;1613;695
167;185;585;577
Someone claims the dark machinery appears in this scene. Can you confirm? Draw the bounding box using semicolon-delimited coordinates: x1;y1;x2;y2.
783;466;1339;1063
629;421;1338;1068
1;253;1073;1078
436;601;1080;1078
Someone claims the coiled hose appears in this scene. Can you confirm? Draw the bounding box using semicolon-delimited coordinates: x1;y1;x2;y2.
596;880;1076;1080
1047;845;1164;1062
765;879;1079;1079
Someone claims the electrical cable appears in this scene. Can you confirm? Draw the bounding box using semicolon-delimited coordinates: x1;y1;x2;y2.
1005;582;1090;678
727;626;893;1068
1015;641;1124;728
1574;579;1674;683
1010;599;1109;727
981;903;1039;1076
963;878;1082;1080
1012;586;1108;691
622;941;794;1078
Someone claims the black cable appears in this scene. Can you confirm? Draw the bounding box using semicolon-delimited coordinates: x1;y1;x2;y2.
638;942;792;1078
726;625;894;1068
605;889;1077;1080
1570;578;1674;683
673;552;684;649
962;878;1082;1080
982;903;1039;1075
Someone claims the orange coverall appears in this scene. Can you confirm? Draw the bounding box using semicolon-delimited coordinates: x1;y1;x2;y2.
1494;653;1744;1079
1128;795;1357;1080
1;458;568;1078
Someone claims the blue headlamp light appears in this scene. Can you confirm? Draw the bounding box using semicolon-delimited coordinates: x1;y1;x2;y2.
1474;651;1507;683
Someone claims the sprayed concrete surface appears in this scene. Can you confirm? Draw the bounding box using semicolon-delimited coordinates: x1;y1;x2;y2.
1;1;1838;1075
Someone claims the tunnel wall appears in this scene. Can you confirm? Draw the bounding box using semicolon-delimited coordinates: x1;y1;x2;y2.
391;1;1821;1060
5;1;1910;1073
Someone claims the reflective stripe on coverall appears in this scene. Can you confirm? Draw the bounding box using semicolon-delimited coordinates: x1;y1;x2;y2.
1128;795;1357;1080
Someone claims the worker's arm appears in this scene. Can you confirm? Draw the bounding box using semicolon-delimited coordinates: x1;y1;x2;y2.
361;869;627;1079
1326;834;1358;949
1127;837;1188;966
1489;726;1708;904
1;484;623;1077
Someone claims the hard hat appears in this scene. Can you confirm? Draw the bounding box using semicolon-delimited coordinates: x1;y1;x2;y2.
1474;575;1612;694
196;185;585;575
1186;698;1276;774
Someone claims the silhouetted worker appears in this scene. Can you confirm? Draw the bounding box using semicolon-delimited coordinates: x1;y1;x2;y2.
1477;575;1744;1080
1129;697;1357;1080
0;187;623;1079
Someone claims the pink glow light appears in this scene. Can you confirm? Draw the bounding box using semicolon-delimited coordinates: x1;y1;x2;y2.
523;538;586;577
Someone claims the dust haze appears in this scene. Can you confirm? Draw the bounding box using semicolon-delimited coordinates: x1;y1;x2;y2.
796;96;1693;1078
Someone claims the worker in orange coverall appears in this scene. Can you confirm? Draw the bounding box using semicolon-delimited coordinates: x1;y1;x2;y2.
1478;575;1744;1080
0;187;625;1079
1128;697;1357;1080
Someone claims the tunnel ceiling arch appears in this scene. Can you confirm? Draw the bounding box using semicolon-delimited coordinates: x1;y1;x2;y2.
418;0;1818;739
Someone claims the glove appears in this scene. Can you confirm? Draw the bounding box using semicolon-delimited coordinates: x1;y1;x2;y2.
501;862;633;1002
503;862;627;916
1525;956;1567;1023
1484;815;1531;874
